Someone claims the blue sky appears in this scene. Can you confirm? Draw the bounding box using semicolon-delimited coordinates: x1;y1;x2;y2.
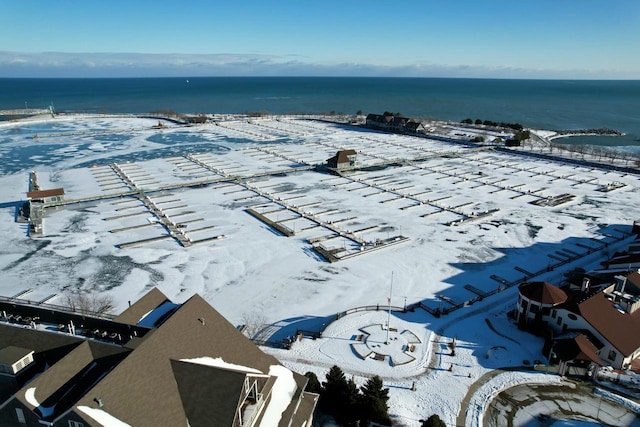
1;0;639;78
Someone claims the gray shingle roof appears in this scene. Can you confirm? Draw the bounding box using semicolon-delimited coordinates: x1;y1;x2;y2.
72;294;306;426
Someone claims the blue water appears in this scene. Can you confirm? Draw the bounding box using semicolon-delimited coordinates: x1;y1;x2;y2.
1;77;639;139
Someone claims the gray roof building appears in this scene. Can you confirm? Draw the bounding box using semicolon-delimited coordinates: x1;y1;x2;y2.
0;289;317;427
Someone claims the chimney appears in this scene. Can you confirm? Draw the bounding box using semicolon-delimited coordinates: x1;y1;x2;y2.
581;277;590;293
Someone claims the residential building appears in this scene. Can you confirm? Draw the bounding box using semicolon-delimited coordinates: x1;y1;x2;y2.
516;272;640;370
0;288;318;426
365;114;392;130
404;121;425;134
365;113;424;134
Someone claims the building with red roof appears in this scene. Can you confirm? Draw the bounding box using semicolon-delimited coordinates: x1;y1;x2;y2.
518;272;640;370
516;281;568;328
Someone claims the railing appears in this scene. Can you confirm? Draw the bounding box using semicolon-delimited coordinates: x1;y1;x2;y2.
0;295;116;320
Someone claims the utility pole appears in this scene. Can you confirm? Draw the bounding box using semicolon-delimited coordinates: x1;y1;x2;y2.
386;271;393;344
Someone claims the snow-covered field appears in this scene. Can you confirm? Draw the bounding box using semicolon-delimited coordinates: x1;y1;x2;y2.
1;115;639;425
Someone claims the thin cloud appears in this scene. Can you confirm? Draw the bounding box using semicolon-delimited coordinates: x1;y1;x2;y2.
0;51;637;79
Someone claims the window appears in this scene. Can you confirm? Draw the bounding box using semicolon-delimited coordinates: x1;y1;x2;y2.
520;299;528;311
551;309;557;318
15;408;26;424
69;421;84;427
567;313;578;321
608;350;617;362
557;317;562;326
529;304;539;314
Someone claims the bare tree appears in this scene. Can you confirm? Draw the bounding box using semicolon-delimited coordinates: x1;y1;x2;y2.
241;310;268;340
64;290;114;315
605;148;620;164
592;146;603;161
574;144;587;160
49;170;62;182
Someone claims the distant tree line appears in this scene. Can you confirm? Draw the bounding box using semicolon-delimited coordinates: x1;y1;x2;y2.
461;118;524;131
545;141;639;166
305;365;391;426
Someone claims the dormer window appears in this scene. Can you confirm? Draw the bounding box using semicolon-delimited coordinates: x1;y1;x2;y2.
0;346;35;375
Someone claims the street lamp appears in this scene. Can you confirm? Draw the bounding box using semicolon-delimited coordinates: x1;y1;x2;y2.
547;344;555;374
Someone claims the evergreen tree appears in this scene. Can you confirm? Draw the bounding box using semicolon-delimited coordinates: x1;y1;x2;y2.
304;371;322;394
359;375;391;426
341;377;361;427
514;129;530;141
421;414;446;427
320;366;363;426
321;365;347;413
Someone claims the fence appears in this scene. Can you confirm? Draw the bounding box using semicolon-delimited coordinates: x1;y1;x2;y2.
252;229;636;347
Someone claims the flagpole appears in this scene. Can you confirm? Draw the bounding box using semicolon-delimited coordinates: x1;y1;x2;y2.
386;271;393;344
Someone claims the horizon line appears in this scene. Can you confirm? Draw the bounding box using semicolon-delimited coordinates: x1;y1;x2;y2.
2;75;640;82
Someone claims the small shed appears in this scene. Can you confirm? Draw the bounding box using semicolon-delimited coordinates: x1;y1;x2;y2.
326;150;357;170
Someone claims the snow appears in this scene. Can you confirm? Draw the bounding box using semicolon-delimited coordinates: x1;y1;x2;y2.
593;387;640;414
180;356;263;375
23;387;38;408
260;365;299;427
1;115;639;425
531;129;558;139
77;405;132;427
469;372;565;426
24;387;55;418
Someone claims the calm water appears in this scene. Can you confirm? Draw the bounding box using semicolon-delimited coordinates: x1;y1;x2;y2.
1;77;639;141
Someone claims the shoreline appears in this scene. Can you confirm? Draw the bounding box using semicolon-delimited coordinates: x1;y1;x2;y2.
548;129;626;141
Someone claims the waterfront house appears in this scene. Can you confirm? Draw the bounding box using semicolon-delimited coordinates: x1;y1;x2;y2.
389;116;410;131
405;121;425;134
365;114;392;129
516;272;640;370
365;113;425;135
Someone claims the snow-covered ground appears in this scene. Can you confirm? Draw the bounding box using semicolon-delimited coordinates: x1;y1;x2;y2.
1;115;639;425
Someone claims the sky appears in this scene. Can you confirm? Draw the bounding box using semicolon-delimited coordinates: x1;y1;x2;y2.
1;0;639;79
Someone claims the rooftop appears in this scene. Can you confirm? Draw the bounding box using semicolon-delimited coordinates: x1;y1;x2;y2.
0;288;315;426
